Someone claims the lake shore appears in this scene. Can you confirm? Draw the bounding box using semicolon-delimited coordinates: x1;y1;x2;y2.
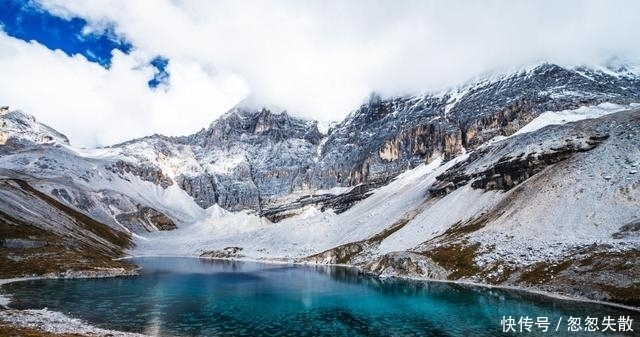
1;255;638;336
0;268;146;337
198;254;640;313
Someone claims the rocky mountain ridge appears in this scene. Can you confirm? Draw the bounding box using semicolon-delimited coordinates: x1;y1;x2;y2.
2;63;639;226
3;63;640;222
102;63;640;217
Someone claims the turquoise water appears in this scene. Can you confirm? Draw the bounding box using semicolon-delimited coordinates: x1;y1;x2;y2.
3;257;638;336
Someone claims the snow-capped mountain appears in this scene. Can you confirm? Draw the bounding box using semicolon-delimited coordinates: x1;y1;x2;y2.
73;63;640;220
1;62;639;305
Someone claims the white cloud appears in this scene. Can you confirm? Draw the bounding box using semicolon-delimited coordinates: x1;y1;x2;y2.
3;0;640;147
0;31;248;147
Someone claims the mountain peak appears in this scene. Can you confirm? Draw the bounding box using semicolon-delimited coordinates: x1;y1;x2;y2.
0;108;70;147
188;106;322;148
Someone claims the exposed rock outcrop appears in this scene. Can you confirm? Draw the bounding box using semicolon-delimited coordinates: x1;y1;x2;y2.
363;252;450;280
430;131;610;196
200;247;244;259
106;160;174;188
115;205;177;232
260;181;382;222
168;108;322;211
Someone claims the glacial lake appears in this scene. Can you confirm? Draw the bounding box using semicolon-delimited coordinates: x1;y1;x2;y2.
3;257;639;336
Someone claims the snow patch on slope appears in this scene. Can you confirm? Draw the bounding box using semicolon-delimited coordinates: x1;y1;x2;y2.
514;102;638;136
378;186;502;254
90;173;207;224
133;157;451;259
443;87;469;116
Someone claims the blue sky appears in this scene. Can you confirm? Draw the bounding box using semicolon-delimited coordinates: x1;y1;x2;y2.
0;0;639;147
0;0;130;67
0;0;170;88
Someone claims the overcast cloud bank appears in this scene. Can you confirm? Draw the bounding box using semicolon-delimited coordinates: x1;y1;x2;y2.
1;0;639;147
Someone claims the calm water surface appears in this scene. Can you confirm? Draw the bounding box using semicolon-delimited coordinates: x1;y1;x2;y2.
3;257;639;336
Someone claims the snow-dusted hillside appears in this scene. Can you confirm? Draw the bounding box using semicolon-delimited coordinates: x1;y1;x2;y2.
0;110;206;236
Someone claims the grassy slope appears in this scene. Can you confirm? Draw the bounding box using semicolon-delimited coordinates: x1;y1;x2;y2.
0;179;135;278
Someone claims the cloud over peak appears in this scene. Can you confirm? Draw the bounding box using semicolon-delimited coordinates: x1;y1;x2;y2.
1;0;639;147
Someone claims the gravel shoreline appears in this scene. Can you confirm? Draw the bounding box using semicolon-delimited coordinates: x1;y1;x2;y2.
0;268;146;337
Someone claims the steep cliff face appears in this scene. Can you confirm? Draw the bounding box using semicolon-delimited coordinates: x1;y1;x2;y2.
174;107;323;211
310;94;453;190
106;160;174;189
310;64;640;193
449;64;639;148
